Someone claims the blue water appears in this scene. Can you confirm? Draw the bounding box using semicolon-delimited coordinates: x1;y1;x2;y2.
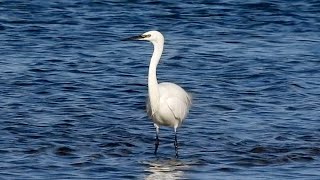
1;0;320;179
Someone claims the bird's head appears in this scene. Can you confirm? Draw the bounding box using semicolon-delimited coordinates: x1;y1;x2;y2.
122;31;164;44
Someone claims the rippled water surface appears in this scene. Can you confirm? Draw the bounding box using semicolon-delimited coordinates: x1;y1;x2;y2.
1;0;320;179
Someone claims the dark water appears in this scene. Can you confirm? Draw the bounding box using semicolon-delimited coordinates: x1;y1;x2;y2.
1;0;320;179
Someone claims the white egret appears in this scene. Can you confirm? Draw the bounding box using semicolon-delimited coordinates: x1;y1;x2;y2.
123;31;192;157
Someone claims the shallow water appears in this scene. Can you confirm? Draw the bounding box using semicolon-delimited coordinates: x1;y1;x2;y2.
0;0;320;179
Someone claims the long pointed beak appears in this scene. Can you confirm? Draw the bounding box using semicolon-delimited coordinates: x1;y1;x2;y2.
121;35;144;41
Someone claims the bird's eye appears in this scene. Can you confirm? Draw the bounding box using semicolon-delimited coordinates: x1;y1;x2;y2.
143;34;151;38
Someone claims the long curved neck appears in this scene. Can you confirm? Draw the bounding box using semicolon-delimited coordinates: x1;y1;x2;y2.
148;40;163;114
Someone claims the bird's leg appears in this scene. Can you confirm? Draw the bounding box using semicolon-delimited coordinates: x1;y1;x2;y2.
174;128;179;158
154;124;160;155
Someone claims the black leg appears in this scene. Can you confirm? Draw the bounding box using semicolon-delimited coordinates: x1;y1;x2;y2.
174;130;178;158
154;124;160;155
154;134;159;155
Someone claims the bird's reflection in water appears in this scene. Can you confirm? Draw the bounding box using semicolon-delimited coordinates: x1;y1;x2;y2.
144;158;190;180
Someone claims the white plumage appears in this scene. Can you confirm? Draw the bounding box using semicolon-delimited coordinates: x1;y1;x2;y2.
147;82;191;128
123;31;192;157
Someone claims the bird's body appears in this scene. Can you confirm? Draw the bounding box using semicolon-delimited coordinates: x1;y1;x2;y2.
147;82;191;128
123;31;192;157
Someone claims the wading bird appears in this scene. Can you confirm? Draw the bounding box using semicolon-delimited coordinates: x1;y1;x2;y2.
123;31;192;157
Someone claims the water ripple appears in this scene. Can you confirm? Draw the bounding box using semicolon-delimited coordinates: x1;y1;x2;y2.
1;0;320;179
